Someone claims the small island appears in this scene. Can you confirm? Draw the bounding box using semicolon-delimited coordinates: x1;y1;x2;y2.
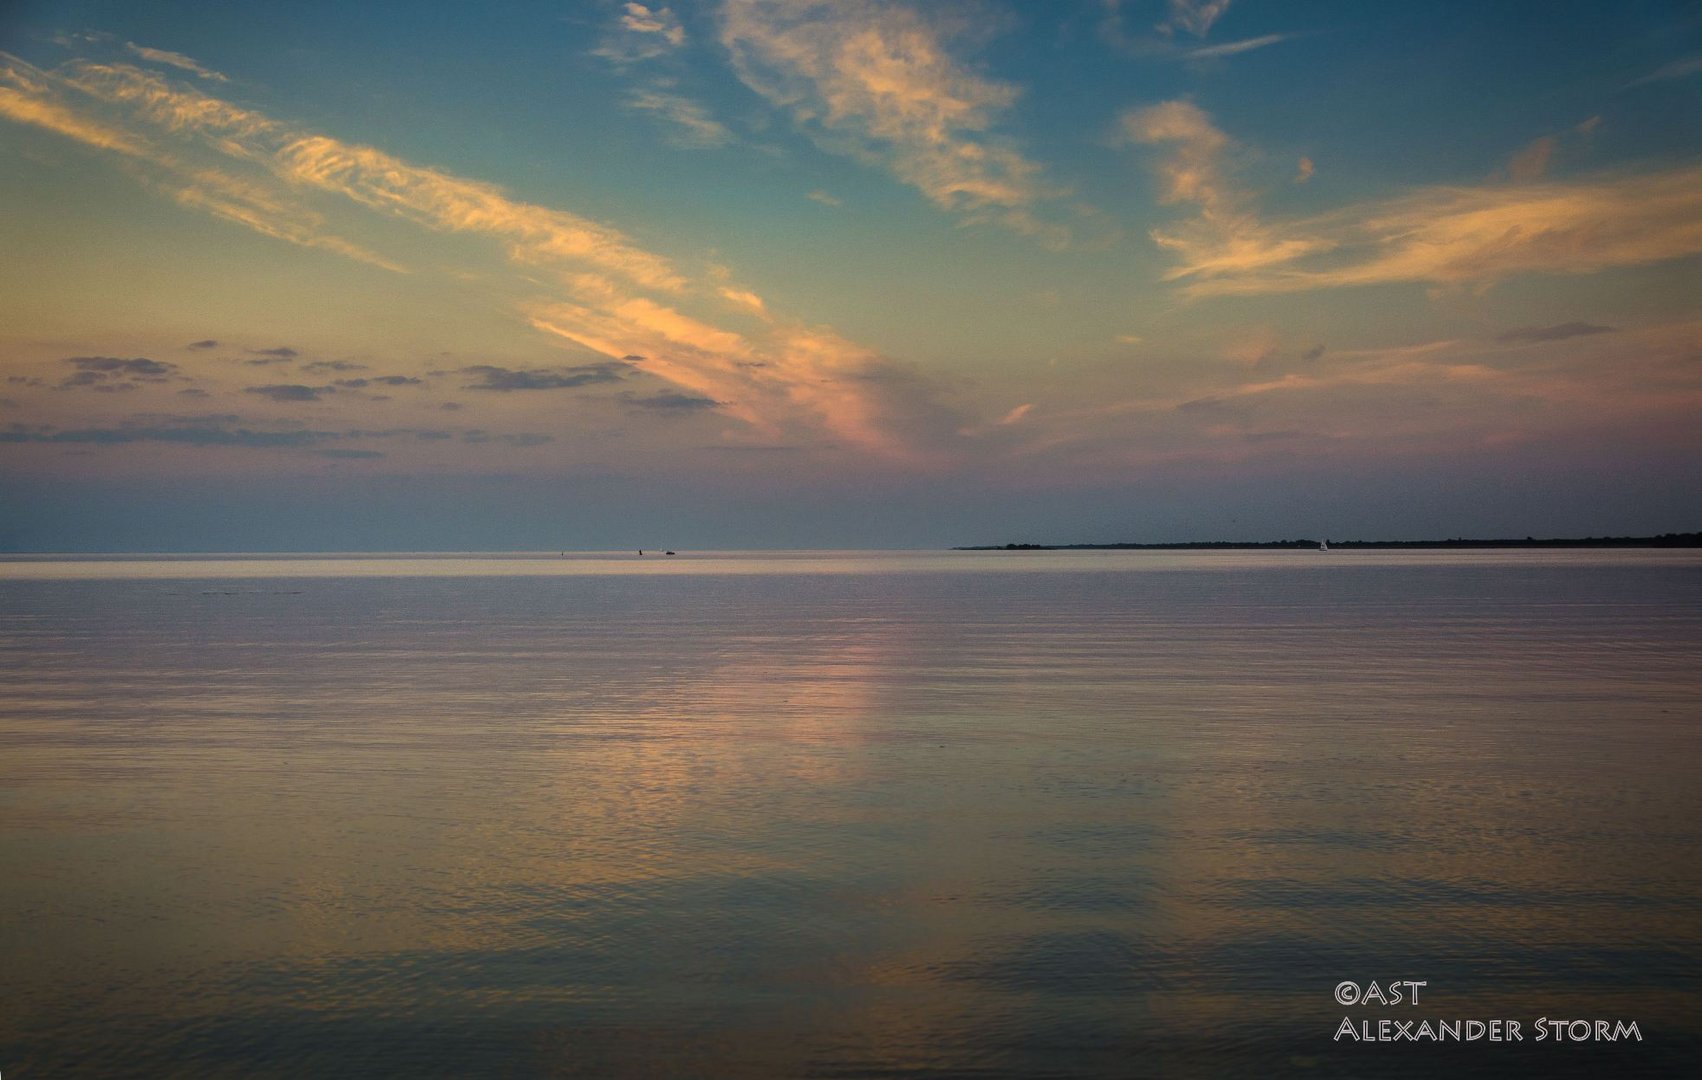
956;532;1701;551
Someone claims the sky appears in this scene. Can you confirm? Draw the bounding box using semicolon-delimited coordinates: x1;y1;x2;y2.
1;0;1699;550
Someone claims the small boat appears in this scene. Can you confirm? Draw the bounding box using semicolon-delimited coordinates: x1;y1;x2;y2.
1318;538;1329;551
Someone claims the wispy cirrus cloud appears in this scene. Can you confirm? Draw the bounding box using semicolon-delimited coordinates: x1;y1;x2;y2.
719;0;1073;245
1188;357;1503;405
275;137;688;291
712;286;764;318
0;45;973;462
176;165;409;271
1101;2;1297;66
1628;54;1702;88
0;61;149;154
1182;33;1291;60
12;53;682;288
1124;99;1702;297
528;290;963;461
624;83;733;147
0;52;402;271
1157;0;1233;38
123;43;227;82
1121;100;1328;281
592;3;688;65
590;4;735;151
1196;167;1702;297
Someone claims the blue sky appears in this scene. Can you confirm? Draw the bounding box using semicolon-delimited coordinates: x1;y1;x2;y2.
1;1;1699;549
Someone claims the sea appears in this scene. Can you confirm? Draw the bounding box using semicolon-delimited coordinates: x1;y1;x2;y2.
2;549;1699;1078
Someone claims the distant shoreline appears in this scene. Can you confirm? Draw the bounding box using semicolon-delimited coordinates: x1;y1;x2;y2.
955;533;1702;551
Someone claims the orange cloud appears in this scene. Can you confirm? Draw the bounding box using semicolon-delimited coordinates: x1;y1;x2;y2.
275;136;687;292
123;43;228;82
1124;98;1702;297
1506;135;1556;183
0;53;393;269
1206;167;1702;296
0;48;953;462
716;286;769;316
530;297;946;464
720;0;1071;244
1122;99;1332;279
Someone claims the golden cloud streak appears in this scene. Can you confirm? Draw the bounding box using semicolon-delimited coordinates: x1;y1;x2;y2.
1127;98;1702;297
720;0;1072;244
0;48;946;462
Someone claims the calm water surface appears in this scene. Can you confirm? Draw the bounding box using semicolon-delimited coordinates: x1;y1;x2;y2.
2;549;1700;1077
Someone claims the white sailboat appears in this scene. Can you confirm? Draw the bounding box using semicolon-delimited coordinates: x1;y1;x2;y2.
1317;538;1329;551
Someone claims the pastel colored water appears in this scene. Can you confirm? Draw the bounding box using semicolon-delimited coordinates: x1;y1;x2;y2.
2;550;1699;1077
